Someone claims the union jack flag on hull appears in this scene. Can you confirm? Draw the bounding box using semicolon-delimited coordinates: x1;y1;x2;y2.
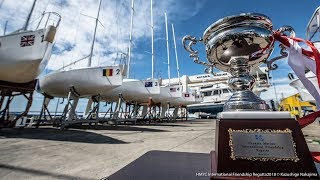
144;81;153;87
20;35;35;47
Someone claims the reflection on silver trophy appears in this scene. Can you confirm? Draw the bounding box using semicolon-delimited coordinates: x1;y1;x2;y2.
182;13;294;111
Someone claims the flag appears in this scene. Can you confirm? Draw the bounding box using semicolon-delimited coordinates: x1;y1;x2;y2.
20;35;35;47
274;32;320;109
103;69;113;76
275;32;320;164
145;81;153;87
185;93;190;97
170;87;176;92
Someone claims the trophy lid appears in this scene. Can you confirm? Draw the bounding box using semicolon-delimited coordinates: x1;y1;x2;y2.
203;13;273;43
202;13;275;72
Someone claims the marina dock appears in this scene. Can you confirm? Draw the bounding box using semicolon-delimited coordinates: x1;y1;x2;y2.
1;119;320;179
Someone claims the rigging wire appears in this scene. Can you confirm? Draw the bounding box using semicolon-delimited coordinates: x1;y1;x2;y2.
119;11;125;55
68;1;81;70
116;0;119;63
44;0;50;13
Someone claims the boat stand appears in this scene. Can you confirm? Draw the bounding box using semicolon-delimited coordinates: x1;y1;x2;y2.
84;95;100;121
36;93;54;128
102;102;114;119
124;102;139;124
159;102;173;122
112;93;124;120
142;99;161;123
174;106;188;121
131;102;140;118
172;107;179;120
59;87;80;129
140;105;148;118
110;94;137;125
0;80;36;128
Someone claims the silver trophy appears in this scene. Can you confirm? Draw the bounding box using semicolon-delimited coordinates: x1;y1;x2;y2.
183;13;293;112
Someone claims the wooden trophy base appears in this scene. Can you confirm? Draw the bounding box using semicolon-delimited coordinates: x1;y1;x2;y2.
211;112;318;179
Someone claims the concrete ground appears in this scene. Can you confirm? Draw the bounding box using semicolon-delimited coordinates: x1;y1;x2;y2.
0;119;319;180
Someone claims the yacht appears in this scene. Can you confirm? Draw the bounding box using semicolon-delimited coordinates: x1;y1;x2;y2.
163;67;270;117
188;82;232;115
37;0;123;99
0;0;60;84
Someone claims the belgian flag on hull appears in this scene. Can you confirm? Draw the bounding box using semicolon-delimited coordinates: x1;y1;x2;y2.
103;69;113;76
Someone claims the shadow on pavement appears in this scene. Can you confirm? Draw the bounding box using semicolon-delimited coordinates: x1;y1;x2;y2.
0;163;95;180
69;124;168;132
0;128;127;144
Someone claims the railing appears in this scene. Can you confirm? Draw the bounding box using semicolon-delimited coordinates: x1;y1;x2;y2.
36;11;61;30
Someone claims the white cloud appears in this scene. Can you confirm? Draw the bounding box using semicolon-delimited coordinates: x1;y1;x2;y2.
0;0;207;73
1;0;208;112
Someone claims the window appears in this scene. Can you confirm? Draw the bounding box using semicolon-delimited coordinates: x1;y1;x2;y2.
200;85;213;89
222;89;229;94
213;90;219;95
202;91;212;96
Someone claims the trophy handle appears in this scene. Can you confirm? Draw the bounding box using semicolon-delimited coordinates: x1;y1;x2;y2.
182;35;211;66
265;26;295;71
266;44;288;71
277;25;296;37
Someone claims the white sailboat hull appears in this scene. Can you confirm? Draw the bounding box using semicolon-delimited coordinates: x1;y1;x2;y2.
289;75;320;103
0;27;56;83
38;66;123;97
170;92;202;107
150;85;182;103
100;79;160;103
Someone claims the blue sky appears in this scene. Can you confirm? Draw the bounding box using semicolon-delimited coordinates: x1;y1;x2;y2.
1;0;320;112
144;0;320;80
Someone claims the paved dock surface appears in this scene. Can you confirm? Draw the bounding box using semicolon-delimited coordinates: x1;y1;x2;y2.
0;119;320;180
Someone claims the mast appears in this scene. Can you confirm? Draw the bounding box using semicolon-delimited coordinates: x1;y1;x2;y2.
23;0;37;31
127;0;134;78
87;0;102;67
270;70;279;106
171;23;180;83
3;20;8;35
151;0;154;79
165;13;170;85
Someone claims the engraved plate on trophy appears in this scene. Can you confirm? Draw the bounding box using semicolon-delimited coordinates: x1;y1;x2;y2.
228;128;299;162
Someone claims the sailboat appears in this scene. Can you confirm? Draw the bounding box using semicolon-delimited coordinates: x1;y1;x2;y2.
37;0;123;98
0;0;61;128
167;23;202;107
148;13;182;104
100;0;161;104
0;0;61;84
169;77;203;107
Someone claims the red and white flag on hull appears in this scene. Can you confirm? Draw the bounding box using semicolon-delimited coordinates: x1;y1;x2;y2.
274;32;320;110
